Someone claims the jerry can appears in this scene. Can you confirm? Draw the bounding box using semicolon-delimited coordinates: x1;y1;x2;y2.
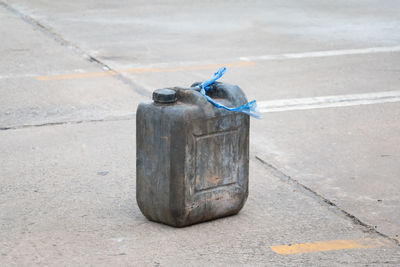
136;82;249;227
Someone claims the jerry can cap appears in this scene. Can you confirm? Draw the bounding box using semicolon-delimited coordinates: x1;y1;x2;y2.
152;89;177;103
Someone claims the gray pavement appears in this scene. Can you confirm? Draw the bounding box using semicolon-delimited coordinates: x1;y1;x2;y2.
1;0;400;265
1;121;399;265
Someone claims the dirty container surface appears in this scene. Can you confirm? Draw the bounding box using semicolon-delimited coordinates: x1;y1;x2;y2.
136;82;249;227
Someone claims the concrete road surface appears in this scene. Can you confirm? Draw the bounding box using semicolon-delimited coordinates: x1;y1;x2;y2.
1;0;399;265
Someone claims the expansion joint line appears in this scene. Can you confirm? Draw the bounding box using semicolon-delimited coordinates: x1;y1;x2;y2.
255;156;400;247
0;114;136;131
0;1;148;96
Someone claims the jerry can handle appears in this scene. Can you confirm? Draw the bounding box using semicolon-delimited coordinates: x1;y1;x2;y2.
191;67;261;119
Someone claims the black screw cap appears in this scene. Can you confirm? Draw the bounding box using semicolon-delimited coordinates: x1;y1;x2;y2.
152;89;177;103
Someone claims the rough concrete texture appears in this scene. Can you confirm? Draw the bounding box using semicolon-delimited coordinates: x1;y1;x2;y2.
1;121;399;266
0;3;146;129
4;0;400;65
1;0;400;265
253;102;400;239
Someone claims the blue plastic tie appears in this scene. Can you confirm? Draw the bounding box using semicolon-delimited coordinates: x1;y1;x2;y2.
198;67;261;119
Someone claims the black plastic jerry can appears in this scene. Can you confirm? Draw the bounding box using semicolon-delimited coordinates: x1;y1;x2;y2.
136;82;249;227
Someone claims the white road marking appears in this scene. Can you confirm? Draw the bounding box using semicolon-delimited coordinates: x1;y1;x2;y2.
258;90;400;113
239;45;400;61
3;91;399;130
2;46;400;80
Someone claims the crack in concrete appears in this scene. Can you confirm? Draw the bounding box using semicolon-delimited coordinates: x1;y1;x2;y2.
255;156;400;247
0;1;150;96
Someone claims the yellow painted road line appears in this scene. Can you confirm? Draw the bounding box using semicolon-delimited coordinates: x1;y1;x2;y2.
35;61;255;81
36;70;118;81
270;238;386;255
